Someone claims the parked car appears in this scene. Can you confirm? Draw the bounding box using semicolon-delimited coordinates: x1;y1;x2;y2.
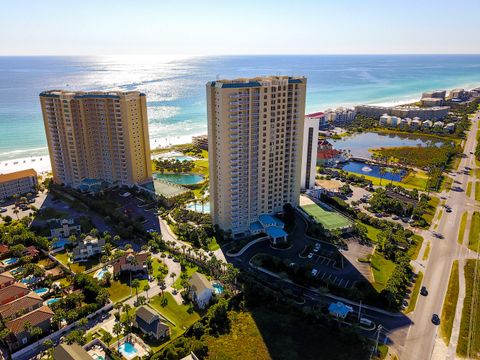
431;314;440;325
307;252;314;259
313;243;321;253
420;286;428;296
392;215;400;220
0;208;6;213
311;268;318;277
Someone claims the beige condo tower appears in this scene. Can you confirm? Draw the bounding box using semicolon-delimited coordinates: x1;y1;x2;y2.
207;76;307;236
40;90;152;188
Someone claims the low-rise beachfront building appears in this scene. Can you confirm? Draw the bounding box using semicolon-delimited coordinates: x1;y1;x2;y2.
421;97;444;107
434;121;445;129
423;120;433;128
0;169;37;200
133;306;170;340
355;104;449;120
49;218;82;238
71;235;105;263
192;135;208;151
112;249;149;277
410;118;422;129
324;107;356;126
5;305;54;351
188;272;214;309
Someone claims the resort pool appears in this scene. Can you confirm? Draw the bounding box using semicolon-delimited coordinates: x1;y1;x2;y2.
169;155;197;162
341;161;407;182
186;201;211;214
154;173;204;185
213;283;224;294
119;342;138;358
46;298;60;305
21;276;39;285
34;288;49;296
10;267;25;275
52;238;71;249
92;354;105;360
2;257;19;266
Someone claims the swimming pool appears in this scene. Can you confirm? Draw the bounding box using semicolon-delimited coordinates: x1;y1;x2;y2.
119;342;138;358
154;173;204;185
95;267;109;280
2;257;19;266
52;238;71;249
10;267;25;275
92;354;105;360
34;288;49;296
186;201;211;214
213;283;224;294
46;298;60;305
21;276;39;285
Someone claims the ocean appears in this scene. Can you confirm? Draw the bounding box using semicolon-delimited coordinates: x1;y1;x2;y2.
1;54;480;163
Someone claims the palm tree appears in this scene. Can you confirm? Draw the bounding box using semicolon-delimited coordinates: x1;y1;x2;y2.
113;322;123;352
379;167;387;186
143;283;150;300
13;208;19;220
131;279;140;300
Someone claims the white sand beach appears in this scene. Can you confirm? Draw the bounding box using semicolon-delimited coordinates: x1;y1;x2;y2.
0;156;52;175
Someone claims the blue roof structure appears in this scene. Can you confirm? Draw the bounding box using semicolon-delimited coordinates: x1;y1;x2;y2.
328;302;353;318
259;214;276;225
265;226;288;239
250;221;263;232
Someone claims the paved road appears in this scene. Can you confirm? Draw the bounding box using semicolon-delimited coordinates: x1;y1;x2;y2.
399;110;480;360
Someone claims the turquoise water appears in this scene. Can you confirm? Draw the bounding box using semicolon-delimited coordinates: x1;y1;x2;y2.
119;342;138;357
96;268;109;279
154;173;204;185
331;132;447;159
10;267;24;275
3;257;18;265
168;155;196;162
92;354;105;360
342;161;406;182
186;201;211;213
46;298;60;305
52;238;71;249
1;55;480;161
34;288;49;295
21;276;39;285
213;283;224;294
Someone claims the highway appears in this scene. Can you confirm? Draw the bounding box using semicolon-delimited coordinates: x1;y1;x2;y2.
399;110;479;360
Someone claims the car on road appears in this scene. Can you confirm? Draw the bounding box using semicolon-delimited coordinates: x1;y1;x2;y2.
420;286;428;296
432;232;444;239
431;314;440;325
392;215;400;220
0;208;6;213
446;207;452;213
307;252;314;259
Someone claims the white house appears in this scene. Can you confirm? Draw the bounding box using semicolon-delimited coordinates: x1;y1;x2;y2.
48;218;81;238
71;235;105;263
188;272;214;309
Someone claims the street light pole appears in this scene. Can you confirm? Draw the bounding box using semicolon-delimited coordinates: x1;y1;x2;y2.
373;324;383;358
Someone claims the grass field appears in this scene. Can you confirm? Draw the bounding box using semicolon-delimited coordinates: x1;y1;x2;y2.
371;252;396;292
468;212;480;252
345;170;428;191
457;260;480;357
53;251;100;274
476;182;480;201
441;261;459;345
173;263;198;290
300;203;352;230
203;306;370;360
422;242;431;261
356;220;381;243
458;212;468;245
405;271;423;314
407;234;424;261
422;196;440;225
467;182;473;197
440;175;454;192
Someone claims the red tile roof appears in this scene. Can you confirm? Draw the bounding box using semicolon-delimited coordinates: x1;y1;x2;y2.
113;251;149;275
317;149;342;160
0;244;9;255
0;283;29;305
0;271;15;287
0;292;43;319
306;112;324;118
6;305;54;335
23;246;39;257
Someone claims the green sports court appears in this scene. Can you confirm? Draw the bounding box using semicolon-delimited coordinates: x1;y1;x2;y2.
300;199;353;231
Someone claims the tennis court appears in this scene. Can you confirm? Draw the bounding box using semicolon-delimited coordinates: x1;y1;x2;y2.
299;196;352;230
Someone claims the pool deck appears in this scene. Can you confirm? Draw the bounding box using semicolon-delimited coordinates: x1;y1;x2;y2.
113;334;150;359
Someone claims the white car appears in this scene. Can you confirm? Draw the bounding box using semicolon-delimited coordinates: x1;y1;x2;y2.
307;252;314;259
313;244;321;253
311;269;318;277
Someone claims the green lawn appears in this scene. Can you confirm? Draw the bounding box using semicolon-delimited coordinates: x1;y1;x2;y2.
208;237;220;251
356;220;381;243
441;261;459;345
422;242;431;261
107;279;132;303
405;271;423;314
476;182;480;201
152;258;168;279
53;251;100;274
345;170;428;191
408;234;424;261
457;260;480;357
468;212;480;251
173;264;198;290
467;182;473;197
422;196;440;225
440;175;454;192
370;252;396;292
458;212;468;245
149;292;200;331
300;202;352;230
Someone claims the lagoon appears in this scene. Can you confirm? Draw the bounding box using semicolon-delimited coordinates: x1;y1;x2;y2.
331;132;447;159
154;173;204;185
342;161;407;182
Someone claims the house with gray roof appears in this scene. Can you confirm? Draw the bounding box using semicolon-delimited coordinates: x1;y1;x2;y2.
71;235;105;263
188;272;214;309
133;306;170;340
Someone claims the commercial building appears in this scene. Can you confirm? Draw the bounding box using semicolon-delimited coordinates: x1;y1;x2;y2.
355;104;449;120
40;90;152;188
0;169;37;200
206;76;306;236
301;113;319;190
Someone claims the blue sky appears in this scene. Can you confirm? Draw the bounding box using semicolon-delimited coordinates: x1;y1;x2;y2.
1;0;479;55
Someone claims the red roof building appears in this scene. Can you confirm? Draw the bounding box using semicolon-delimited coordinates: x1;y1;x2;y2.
0;292;43;320
0;283;29;306
0;271;15;289
113;250;149;277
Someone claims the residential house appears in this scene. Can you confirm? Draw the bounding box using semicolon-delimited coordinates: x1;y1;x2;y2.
133;306;170;340
188;272;214;309
71;235;105;263
0;244;10;259
0;271;15;289
423;120;433;128
433;121;445;129
0;283;29;305
22;246;39;258
49;218;82;238
445;123;456;133
5;305;54;350
0;292;43;320
53;343;92;360
112;249;149;277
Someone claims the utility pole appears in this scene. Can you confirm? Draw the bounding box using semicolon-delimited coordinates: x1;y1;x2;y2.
358;300;362;322
371;324;383;359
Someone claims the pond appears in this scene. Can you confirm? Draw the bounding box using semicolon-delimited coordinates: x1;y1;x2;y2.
154;173;204;185
331;132;447;159
341;161;407;182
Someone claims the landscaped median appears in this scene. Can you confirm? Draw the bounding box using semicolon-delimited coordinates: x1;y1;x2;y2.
468;212;480;251
458;211;468;244
440;261;459;345
405;271;423;314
